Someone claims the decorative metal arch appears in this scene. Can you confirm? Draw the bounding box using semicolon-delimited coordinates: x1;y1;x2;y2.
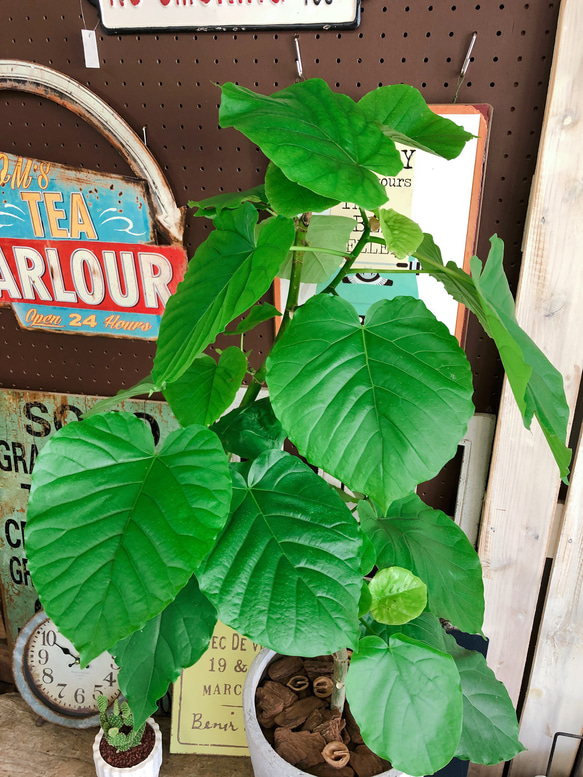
0;59;185;244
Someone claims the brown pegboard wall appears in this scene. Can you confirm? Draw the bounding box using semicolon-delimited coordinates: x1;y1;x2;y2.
0;0;560;413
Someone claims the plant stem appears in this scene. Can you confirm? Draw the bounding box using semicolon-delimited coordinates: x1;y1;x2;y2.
331;648;349;714
239;215;308;408
322;209;372;294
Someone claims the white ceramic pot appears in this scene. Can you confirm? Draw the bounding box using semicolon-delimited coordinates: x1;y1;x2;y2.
93;717;162;777
243;648;401;777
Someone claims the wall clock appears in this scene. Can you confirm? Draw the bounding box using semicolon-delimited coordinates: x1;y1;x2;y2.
12;610;120;728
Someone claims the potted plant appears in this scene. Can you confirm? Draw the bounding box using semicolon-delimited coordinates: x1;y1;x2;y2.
23;78;570;777
93;696;162;777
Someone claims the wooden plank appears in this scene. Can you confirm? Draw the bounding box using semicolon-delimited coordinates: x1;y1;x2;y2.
468;0;583;775
515;431;583;776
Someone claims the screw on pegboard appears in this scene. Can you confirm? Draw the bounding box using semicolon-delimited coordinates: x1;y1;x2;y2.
453;31;477;104
294;35;305;81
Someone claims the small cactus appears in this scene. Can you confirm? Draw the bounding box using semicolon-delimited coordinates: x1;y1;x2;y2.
97;696;146;753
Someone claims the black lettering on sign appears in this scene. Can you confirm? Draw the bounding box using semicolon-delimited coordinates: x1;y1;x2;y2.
24;402;52;438
54;404;83;431
0;440;39;474
4;518;26;549
9;555;31;586
0;440;11;472
134;412;161;446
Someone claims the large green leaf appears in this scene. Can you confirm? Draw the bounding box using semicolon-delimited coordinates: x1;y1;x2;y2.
449;639;524;764
211;397;285;459
25;412;232;664
364;613;524;765
112;576;217;727
188;185;268;219
346;634;463;776
414;234;570;478
470;237;570;478
278;215;355;284
198;449;362;656
219;79;402;210
359;494;484;633
163;347;247;428
359;84;474;160
152;203;294;386
265;162;340;218
368;566;427;625
266;294;474;512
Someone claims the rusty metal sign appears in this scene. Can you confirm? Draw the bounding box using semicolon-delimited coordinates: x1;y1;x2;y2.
0;389;180;647
0;151;188;338
92;0;360;32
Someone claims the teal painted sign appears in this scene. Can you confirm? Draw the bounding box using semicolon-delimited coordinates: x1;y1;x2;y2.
0;389;180;646
0;151;154;243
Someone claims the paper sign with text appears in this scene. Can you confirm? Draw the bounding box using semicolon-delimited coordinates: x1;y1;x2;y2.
171;620;261;755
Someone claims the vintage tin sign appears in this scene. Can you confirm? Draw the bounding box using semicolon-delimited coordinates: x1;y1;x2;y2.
0;151;154;244
171;620;261;756
94;0;360;32
0;151;188;339
0;388;180;647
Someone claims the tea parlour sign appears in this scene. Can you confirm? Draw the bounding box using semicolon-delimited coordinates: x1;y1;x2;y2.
0;151;188;339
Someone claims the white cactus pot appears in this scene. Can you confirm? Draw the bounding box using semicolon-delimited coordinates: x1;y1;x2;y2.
93;717;162;777
243;648;402;777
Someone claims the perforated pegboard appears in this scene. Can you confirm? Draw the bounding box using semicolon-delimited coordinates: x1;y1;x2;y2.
0;0;560;421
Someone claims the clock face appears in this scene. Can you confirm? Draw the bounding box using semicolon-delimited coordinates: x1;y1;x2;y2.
13;610;121;727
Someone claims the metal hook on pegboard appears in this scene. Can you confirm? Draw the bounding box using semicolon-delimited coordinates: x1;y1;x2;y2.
294;35;305;81
453;31;477;103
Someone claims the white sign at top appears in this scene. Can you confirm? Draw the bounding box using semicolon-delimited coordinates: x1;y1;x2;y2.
94;0;360;32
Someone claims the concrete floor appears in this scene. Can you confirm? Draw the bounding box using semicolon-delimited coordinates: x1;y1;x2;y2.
0;693;255;777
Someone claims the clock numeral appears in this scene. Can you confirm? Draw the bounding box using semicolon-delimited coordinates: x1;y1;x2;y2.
38;648;49;666
74;688;85;704
103;671;116;687
41;630;57;647
93;683;103;700
42;667;54;684
57;682;67;699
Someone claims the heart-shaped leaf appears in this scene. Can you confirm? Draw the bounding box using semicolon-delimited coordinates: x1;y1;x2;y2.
363;612;524;766
153;203;294;386
359;84;474;160
278;215;355;284
219;79;402;210
198;449;362;656
346;634;463;776
368;566;427;625
112;576;217;727
265;162;340;218
163;347;247;427
25;412;231;664
379;208;423;261
359;494;484;634
266;294;474;512
414;234;570;479
211;397;286;459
